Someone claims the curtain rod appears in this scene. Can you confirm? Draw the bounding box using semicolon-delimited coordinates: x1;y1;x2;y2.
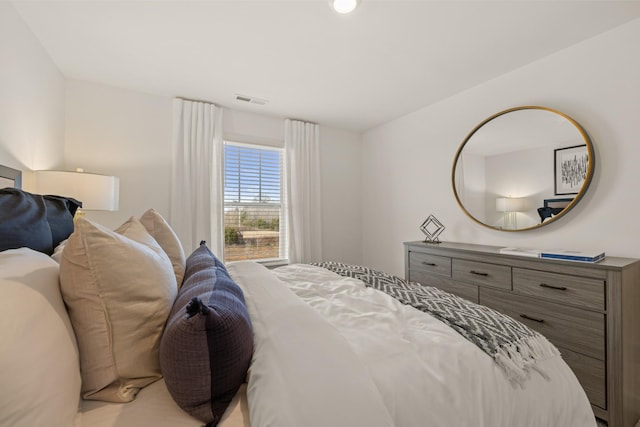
176;98;318;125
175;96;219;106
287;118;318;126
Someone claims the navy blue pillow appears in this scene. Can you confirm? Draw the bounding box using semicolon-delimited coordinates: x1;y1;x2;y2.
160;242;253;426
0;188;53;254
43;195;82;248
0;188;81;254
198;239;228;273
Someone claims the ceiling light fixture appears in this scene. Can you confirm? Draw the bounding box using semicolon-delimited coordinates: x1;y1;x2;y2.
330;0;360;14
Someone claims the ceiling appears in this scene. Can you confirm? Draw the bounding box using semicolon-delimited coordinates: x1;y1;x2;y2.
12;1;640;132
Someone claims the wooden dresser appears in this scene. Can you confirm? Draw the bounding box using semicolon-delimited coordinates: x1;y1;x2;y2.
404;241;640;427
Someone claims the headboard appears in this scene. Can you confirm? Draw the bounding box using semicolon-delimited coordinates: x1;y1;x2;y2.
543;198;573;210
537;198;574;223
0;165;22;189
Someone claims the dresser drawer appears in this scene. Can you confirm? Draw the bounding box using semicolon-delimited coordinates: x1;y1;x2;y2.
479;288;605;360
560;347;606;409
452;259;511;290
410;271;479;303
409;252;451;277
513;268;605;310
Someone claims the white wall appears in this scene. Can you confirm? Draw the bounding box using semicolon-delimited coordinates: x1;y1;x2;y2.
64;80;363;263
362;18;640;276
0;3;65;188
484;145;555;229
319;126;362;265
64;80;173;227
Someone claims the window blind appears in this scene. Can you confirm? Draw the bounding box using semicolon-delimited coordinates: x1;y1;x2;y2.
223;142;287;262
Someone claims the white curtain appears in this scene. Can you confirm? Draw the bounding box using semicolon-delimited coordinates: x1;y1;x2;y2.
170;98;224;256
284;119;322;264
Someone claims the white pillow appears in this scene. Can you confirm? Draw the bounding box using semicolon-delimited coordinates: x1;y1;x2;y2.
50;238;68;263
59;216;177;402
0;248;81;427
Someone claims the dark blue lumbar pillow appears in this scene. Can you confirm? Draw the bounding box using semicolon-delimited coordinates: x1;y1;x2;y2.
160;242;253;426
0;188;53;254
0;189;82;255
43;195;81;248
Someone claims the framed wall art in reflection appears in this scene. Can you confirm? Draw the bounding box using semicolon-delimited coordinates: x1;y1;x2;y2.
554;144;588;195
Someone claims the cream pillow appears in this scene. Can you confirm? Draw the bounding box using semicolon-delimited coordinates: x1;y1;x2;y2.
139;208;186;287
60;216;177;403
0;248;81;427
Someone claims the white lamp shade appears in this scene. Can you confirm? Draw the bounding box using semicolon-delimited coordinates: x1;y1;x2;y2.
496;197;524;212
35;170;119;211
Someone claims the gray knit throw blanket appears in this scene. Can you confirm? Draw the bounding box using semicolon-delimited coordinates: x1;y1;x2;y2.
311;261;560;385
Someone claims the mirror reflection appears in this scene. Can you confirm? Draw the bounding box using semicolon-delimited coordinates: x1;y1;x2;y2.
452;106;594;231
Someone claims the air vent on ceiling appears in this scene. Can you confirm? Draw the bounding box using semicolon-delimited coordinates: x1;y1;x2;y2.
235;94;269;105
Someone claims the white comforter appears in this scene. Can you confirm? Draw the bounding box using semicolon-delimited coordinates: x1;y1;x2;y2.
227;262;596;427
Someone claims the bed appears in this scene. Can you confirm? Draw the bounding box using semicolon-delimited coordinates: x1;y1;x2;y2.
231;261;596;427
537;198;573;223
0;165;596;427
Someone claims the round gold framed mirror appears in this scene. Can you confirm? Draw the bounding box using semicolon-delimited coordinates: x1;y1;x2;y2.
452;106;594;231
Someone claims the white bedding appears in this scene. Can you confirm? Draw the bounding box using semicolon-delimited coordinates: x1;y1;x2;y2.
228;261;596;427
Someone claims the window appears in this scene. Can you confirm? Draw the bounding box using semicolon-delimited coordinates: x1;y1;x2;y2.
223;141;287;263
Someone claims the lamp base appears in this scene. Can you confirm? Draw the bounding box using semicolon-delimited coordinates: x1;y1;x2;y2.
503;212;517;230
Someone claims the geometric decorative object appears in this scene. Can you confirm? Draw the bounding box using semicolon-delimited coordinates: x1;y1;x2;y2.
420;214;445;243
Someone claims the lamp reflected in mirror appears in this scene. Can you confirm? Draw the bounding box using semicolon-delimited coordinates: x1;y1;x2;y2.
496;197;526;230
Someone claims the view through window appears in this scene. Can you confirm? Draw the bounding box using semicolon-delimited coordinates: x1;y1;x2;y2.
223;141;286;262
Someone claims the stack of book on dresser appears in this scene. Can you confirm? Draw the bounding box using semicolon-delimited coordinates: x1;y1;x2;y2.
499;247;605;263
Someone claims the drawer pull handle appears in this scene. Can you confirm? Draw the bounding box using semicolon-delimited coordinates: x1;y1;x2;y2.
422;262;437;266
539;283;567;291
470;270;489;277
520;314;545;323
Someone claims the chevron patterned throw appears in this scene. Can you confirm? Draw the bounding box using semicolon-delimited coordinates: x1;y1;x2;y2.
311;261;560;385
